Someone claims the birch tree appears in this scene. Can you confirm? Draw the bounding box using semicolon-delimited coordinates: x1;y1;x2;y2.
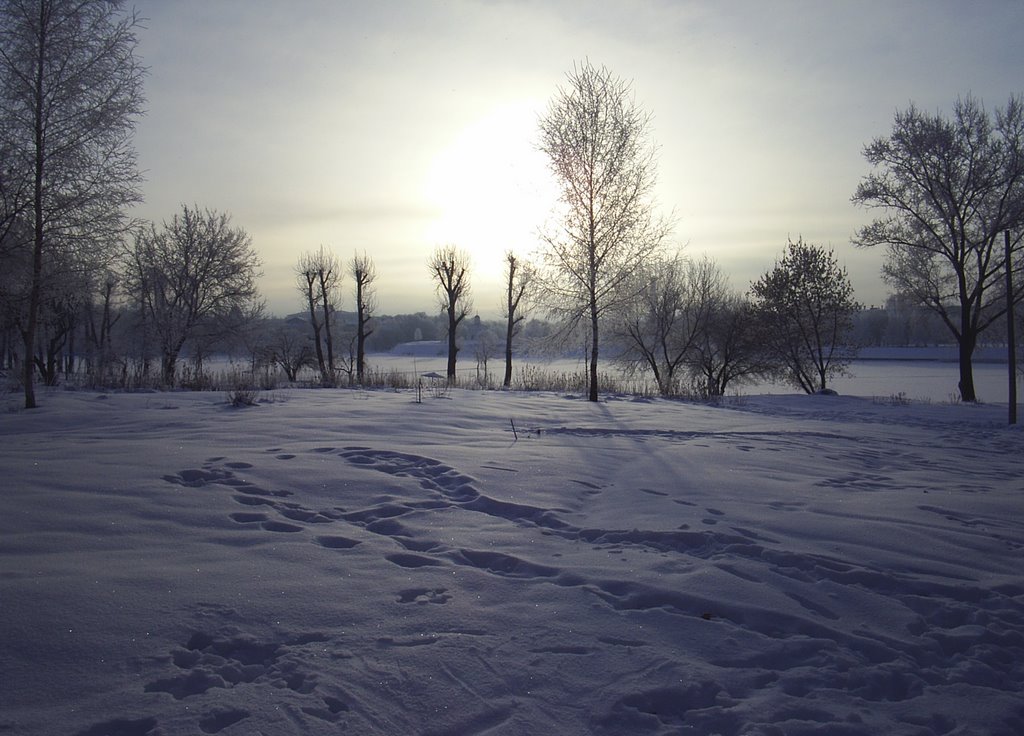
0;0;145;408
537;61;670;401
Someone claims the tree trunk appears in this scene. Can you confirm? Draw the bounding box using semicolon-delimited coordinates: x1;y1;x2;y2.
1006;230;1017;425
957;334;977;402
446;310;458;380
356;303;366;384
162;353;176;386
23;11;47;409
321;297;334;375
589;300;600;402
503;314;514;388
956;296;978;401
306;291;327;383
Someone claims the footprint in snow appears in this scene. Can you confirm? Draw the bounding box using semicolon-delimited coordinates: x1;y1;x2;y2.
315;535;362;550
397;587;451;605
73;717;159;736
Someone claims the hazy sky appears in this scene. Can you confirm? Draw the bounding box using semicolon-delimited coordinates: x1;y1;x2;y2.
129;0;1023;317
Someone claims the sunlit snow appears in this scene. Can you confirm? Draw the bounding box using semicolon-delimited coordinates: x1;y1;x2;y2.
1;387;1022;735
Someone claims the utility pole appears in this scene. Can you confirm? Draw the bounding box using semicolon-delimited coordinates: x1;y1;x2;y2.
1007;230;1017;425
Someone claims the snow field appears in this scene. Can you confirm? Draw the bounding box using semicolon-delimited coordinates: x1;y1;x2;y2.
1;388;1022;735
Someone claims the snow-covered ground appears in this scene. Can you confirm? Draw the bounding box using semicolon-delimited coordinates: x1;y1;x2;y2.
1;387;1022;735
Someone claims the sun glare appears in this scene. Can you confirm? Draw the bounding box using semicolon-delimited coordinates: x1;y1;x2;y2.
423;101;560;287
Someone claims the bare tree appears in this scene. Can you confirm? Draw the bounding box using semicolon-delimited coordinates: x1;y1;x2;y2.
617;254;718;396
0;0;145;408
82;271;122;384
501;250;532;387
537;61;671;401
267;322;313;382
852;95;1024;401
350;251;377;384
750;238;859;394
694;293;766;398
32;264;87;385
0;136;28;254
428;245;472;380
126;205;262;385
295;245;341;386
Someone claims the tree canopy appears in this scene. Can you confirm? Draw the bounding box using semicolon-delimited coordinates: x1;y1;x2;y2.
750;238;859;394
0;0;145;407
852;95;1024;401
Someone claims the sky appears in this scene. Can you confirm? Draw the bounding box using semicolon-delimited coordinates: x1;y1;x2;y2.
127;0;1024;317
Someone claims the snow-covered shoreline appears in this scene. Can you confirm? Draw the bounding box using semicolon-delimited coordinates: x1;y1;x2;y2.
2;389;1022;735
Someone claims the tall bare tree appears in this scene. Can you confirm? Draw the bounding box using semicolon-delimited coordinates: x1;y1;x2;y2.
537;61;670;401
350;251;376;384
0;0;145;408
126;205;262;385
501;250;532;388
295;245;341;386
852;95;1024;401
428;245;472;380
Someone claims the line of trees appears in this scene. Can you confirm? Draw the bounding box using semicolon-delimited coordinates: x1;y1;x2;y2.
416;247;535;389
293;245;377;386
3;9;1020;407
531;61;858;399
528;63;1022;402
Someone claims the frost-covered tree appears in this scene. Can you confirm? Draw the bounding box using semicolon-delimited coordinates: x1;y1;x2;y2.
617;255;708;396
0;0;145;407
126;205;262;385
537;61;671;401
750;238;859;394
694;293;767;398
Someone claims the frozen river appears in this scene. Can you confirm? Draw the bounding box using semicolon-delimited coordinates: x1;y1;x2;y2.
750;359;1014;404
368;349;1018;405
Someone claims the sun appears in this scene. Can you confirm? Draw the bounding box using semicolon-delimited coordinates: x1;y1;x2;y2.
422;101;560;291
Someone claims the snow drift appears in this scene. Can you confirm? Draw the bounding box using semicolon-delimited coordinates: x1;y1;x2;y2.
1;388;1022;735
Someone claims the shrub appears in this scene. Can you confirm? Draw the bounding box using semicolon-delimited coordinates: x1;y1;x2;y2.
224;370;260;407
